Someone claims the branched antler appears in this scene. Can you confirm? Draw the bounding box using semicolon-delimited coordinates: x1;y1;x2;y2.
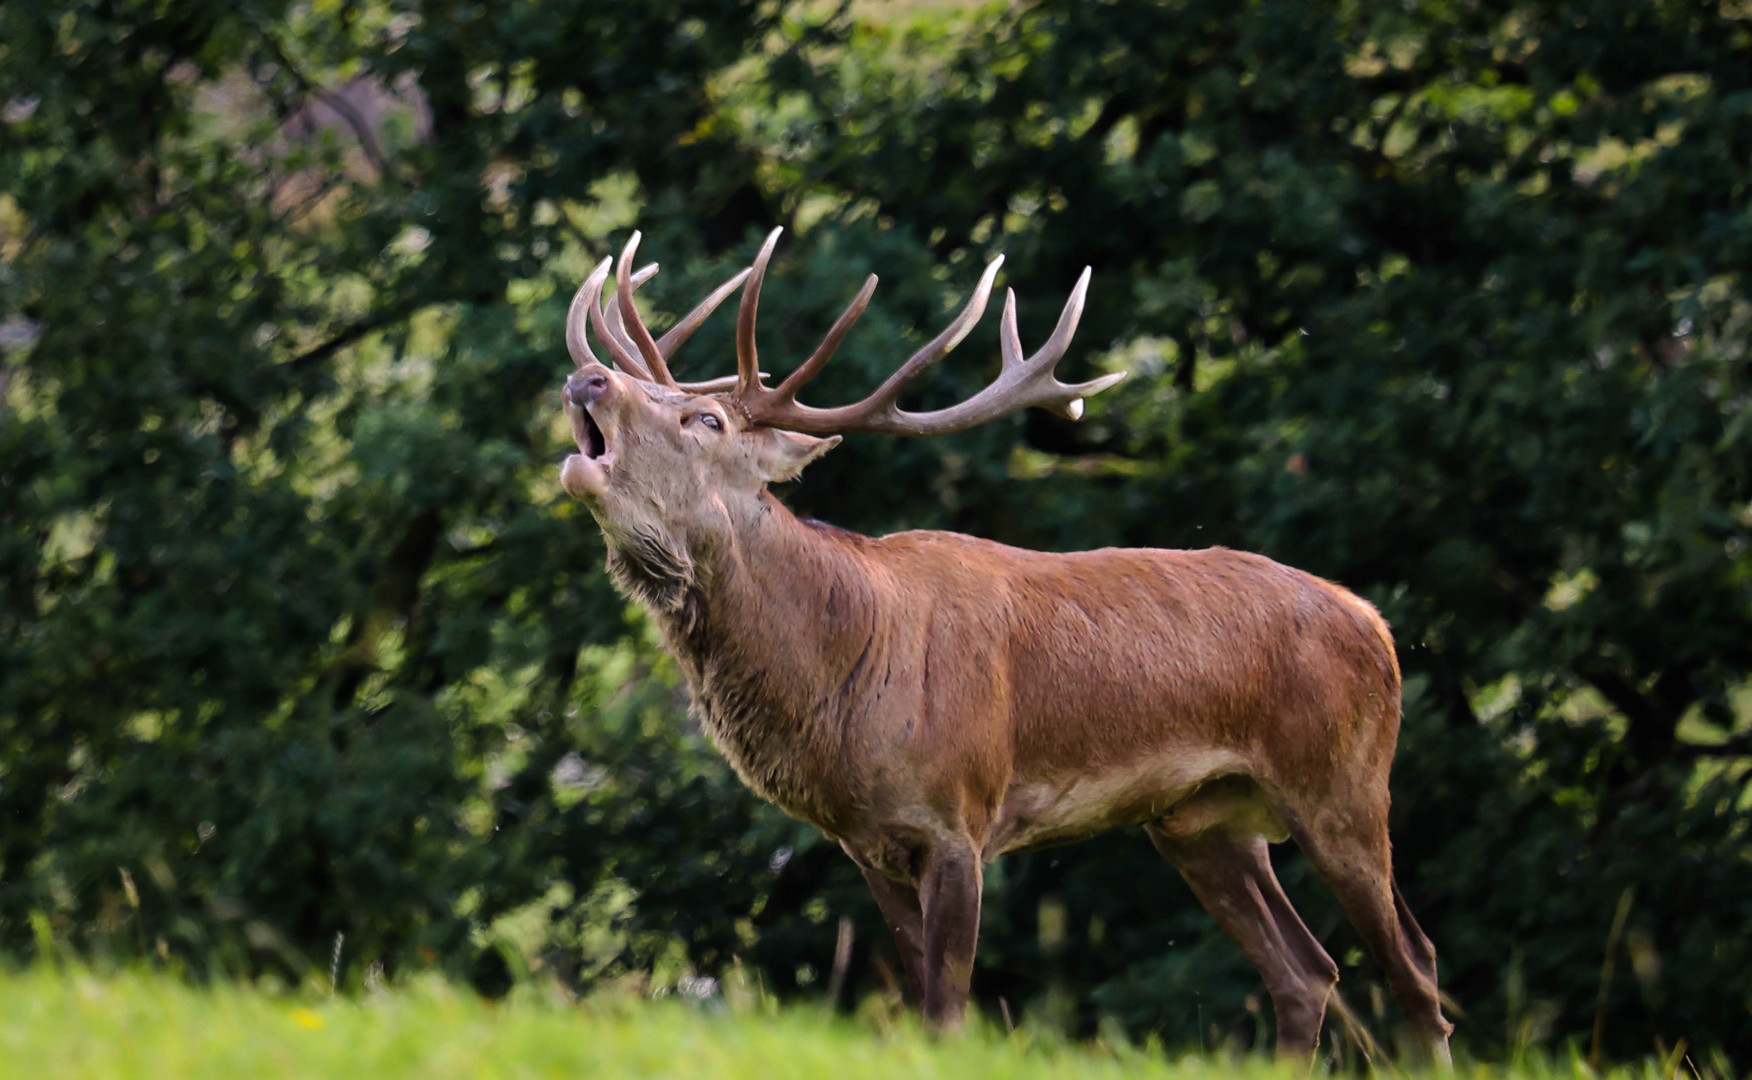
728;228;1124;436
564;231;751;392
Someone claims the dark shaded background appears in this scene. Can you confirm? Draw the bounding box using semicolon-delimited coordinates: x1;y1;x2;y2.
3;0;1749;1065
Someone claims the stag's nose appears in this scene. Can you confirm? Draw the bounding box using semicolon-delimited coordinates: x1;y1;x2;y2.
566;366;612;409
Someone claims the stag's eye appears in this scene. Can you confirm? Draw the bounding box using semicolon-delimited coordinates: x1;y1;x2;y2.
686;412;723;432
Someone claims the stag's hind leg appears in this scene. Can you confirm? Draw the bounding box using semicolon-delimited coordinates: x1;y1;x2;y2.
858;864;927;1006
1285;803;1453;1066
1147;819;1339;1059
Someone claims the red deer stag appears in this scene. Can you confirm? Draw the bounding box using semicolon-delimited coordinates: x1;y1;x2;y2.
555;229;1453;1063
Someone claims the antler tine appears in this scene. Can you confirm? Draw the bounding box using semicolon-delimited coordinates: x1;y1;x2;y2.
603;261;659;359
676;373;750;394
998;287;1025;370
605;262;754;389
583;256;654;381
568;238;762;387
985;266;1125;422
849;254;1003;416
771;273;879;404
736;227;784;399
736;262;1124;436
565;258;613;370
659;266;753;359
615;232;677;387
1032;266;1093;382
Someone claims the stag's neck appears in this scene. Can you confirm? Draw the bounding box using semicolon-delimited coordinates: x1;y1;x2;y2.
606;494;882;827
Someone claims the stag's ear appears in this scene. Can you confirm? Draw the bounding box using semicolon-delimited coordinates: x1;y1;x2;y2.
754;429;841;482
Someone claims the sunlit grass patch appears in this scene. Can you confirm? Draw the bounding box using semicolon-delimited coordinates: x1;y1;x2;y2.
0;965;1702;1080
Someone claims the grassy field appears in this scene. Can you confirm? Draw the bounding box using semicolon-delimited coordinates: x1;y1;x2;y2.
0;965;1683;1080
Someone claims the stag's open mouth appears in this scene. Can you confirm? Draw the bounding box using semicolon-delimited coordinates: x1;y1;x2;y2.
561;402;614;499
578;408;608;460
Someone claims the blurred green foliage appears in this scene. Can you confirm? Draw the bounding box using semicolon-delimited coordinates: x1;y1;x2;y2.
2;0;1749;1065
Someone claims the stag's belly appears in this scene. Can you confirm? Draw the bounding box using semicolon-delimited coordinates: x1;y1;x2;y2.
983;747;1288;858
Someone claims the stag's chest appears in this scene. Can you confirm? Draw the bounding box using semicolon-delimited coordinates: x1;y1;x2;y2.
681;653;866;834
635;566;874;833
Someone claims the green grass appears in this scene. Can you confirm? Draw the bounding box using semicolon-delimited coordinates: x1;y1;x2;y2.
0;965;1683;1080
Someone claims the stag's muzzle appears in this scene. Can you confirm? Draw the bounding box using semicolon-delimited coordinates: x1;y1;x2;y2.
561;365;616;500
566;369;609;409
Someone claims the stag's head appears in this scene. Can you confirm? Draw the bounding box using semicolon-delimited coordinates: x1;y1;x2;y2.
559;229;1124;555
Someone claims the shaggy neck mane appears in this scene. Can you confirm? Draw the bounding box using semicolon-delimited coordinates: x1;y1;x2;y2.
604;493;884;828
605;525;698;618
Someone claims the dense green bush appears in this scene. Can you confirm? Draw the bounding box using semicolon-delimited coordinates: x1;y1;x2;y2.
2;0;1748;1064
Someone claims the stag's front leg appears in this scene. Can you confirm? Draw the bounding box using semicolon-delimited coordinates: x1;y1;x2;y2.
917;841;983;1028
